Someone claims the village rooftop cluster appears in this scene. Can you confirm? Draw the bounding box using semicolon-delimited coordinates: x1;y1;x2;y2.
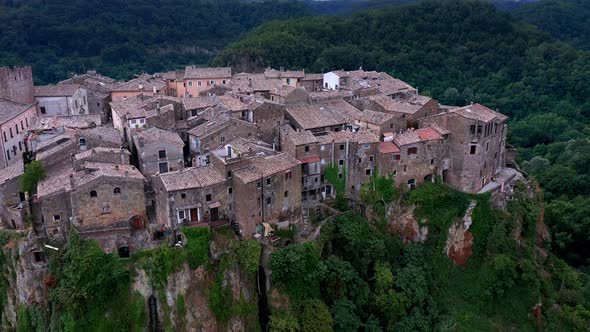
0;65;518;256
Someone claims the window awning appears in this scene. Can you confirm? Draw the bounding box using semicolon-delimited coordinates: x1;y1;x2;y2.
208;202;221;209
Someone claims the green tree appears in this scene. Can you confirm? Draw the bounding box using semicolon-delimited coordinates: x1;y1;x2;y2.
299;299;334;332
20;161;46;194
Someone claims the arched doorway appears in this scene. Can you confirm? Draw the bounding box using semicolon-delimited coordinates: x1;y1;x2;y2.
129;215;146;230
118;246;130;258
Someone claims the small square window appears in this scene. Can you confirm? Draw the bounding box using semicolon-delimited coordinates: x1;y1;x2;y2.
266;178;271;185
228;187;233;195
339;160;344;166
366;169;372;175
53;215;61;221
395;155;400;161
206;194;212;202
256;181;262;189
227;170;232;178
470;145;477;155
181;193;186;199
339;144;345;151
338;173;343;179
284;191;289;197
408;147;417;155
369;155;374;162
304;146;310;152
266;197;272;205
158;150;167;159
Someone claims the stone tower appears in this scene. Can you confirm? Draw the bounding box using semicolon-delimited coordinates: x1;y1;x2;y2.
0;66;34;104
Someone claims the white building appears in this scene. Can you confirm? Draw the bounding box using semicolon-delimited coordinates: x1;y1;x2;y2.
35;84;88;116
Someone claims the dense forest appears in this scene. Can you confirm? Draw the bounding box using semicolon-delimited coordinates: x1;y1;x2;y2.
0;0;314;84
515;0;590;50
213;0;590;270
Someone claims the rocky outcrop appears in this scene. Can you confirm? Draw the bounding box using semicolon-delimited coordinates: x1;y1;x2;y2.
389;207;428;243
1;231;48;329
444;200;477;266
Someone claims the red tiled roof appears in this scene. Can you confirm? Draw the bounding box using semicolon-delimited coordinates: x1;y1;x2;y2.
298;156;320;164
378;142;400;154
417;127;442;141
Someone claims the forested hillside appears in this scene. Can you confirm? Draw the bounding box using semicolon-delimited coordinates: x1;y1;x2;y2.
214;0;590;268
0;0;312;84
515;0;590;50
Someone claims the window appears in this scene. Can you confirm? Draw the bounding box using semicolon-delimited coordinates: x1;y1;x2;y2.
40;107;46;114
90;190;97;197
470;145;477;155
181;193;186;199
321;158;326;164
227;170;232;178
210;80;214;85
470;125;475;135
339;160;344;166
366;169;372;175
15;124;18;134
338;173;343;179
6;150;10;161
431;159;434;165
266;197;272;205
114;187;121;194
18;142;22;151
486;142;490;152
221;136;225;143
53;215;61;221
286;78;291;85
408;147;417;155
369;155;374;162
206;194;212;202
266;178;271;185
321;145;325;151
79;137;86;146
25;118;28;127
339;144;345;151
285;171;292;180
393;170;397;176
477;125;482;135
178;210;185;220
404;165;407;172
390;123;394;129
3;132;6;142
222;80;226;84
158;150;167;159
358;158;362;164
256;181;262;189
228;187;233;195
75;100;78;108
284;191;289;197
159;162;169;174
304;145;310;152
197;81;202;86
395;154;400;160
188;81;193;87
33;251;45;263
9;128;13;138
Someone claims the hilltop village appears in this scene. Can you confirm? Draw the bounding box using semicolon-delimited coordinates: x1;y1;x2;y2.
0;65;519;257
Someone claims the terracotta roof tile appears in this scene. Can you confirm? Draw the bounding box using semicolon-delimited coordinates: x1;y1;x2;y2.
158;165;226;191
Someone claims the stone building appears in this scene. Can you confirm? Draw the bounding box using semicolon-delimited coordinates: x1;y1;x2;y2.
264;68;304;87
383;127;447;190
269;86;309;105
154;165;229;232
36;162;147;254
418;103;508;193
232;151;302;239
110;73;167;102
188;116;258;166
0;99;37;169
300;73;323;92
243;98;285;145
183;67;232;97
355;109;407;136
285;99;361;134
352;94;438;129
0;66;35;105
58;71;116;121
0;162;26;229
35;84;89;116
132;127;185;177
110;94;181;143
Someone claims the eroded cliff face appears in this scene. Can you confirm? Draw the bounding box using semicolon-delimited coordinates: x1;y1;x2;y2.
132;234;259;332
1;232;47;330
